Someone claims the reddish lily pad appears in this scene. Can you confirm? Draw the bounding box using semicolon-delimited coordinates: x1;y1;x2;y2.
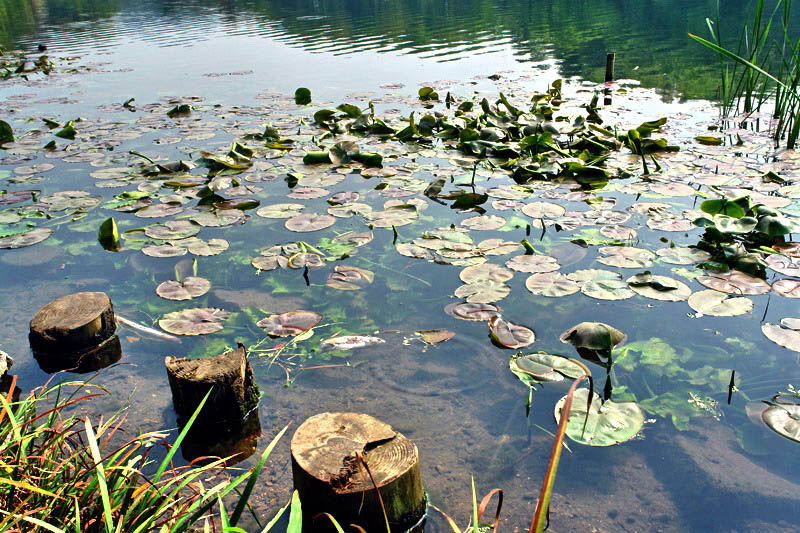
697;271;771;295
416;329;455;344
459;263;513;284
156;277;211;301
505;254;560;273
257;310;322;337
326;265;374;290
285;213;336;232
256;203;305;219
525;272;580;297
444;302;502;321
773;279;800;298
454;281;510;303
0;227;52;249
159;308;230;336
489;316;534;349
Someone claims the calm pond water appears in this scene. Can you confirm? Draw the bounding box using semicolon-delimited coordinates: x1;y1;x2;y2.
2;1;800;532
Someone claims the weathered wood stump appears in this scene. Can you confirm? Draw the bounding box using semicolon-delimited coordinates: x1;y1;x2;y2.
291;412;426;532
165;343;259;424
180;409;261;466
30;292;116;353
33;335;121;374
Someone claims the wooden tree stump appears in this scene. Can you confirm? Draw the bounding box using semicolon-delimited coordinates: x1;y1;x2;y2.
33;335;121;374
29;292;116;353
291;412;426;532
165;343;259;424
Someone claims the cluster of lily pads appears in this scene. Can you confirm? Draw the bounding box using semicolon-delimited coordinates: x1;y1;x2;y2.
1;71;799;449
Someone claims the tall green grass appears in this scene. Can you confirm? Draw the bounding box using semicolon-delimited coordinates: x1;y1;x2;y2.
0;376;288;532
691;0;800;148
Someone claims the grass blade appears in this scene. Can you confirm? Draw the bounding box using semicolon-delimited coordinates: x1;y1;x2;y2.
287;490;302;533
84;417;114;533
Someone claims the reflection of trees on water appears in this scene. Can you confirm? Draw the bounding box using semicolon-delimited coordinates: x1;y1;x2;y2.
0;0;796;98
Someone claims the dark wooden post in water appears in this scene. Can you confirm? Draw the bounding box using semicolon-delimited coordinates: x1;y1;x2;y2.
165;343;259;423
29;292;121;372
604;52;616;105
291;412;426;532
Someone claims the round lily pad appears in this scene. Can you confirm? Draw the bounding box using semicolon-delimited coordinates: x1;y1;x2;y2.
256;203;305;219
141;244;187;258
688;289;753;317
522;201;566;219
287;252;326;269
0;227;52;249
159;308;230;336
443;302;502;321
581;279;635;300
191;209;246;227
655;246;711;265
144;220;199;240
257;310;322;337
697;271;771;295
287;187;329;200
554;388;645;446
477;239;520;256
459;263;514;284
773;279;800;298
765;254;800;277
156;277;211;301
396;243;435;260
566;269;620;284
333;231;373;247
510;352;584;385
597;246;655;269
489;316;534;349
525;272;580;297
173;237;229;256
134;203;185;218
416;329;455;344
626;272;691;301
505;254;560;273
454;281;510;303
762;323;800;352
328;202;373;218
251;255;288;271
762;401;800;443
364;208;418;228
460;215;506;231
285;213;336;232
326;265;374;290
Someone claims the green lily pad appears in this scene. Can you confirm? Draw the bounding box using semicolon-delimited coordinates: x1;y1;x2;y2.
655;246;711;265
156;277;211;301
510;352;584;385
159;308;229;336
144;220;200;240
688;290;753;317
134;203;185;219
461;214;506;231
141;244;187;258
256;203;306;219
0;227;52;249
505;254;560;273
364;207;419;228
459;263;513;284
489;316;534;349
554;388;645;446
294;87;312;105
522;201;566;219
581;279;635;300
454;281;510;303
190;209;245;227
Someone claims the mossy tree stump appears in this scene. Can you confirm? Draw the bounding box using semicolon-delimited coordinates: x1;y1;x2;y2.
291;412;426;532
29;292;120;372
165;343;259;425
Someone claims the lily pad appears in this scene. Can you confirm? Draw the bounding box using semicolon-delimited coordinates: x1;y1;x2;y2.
765;254;800;277
141;244;187;258
626;272;691;301
510;352;584;385
144;220;200;240
656;246;711;265
489;316;535;349
505;254;560;273
285;213;336;232
190;209;245;227
256;203;306;219
525;272;580;297
134;203;185;218
0;227;52;249
257;310;322;337
697;271;771;295
416;329;455;344
522;201;566;219
460;215;506;231
597;246;655;269
581;279;635;300
321;335;385;350
554;388;645;446
156;277;211;301
364;207;418;228
459;263;514;284
326;265;374;290
443;302;502;321
773;279;800;298
688;290;753;317
159;308;230;336
762;323;800;352
251;255;288;271
454;281;510;303
762;401;800;443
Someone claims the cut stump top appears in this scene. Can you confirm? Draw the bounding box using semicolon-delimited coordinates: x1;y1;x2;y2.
29;292;116;352
291;412;418;494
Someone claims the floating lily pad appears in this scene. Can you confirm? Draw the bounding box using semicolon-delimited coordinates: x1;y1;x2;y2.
505;254;560;273
396;243;435;260
510;352;584;385
454;281;510;303
285;213;336;232
328;202;373;218
566;269;620;284
40;190;102;212
762;323;800;352
522;201;566;219
443;302;502;321
765;254;800;277
135;203;185;218
256;203;305;219
554;388;645;446
697;271;771;295
626;272;691;301
333;231;373;247
144;220;200;240
364;207;418;228
773;279;800;299
581;279;635;300
190;209;245;227
489;316;534;349
326;265;374;290
156;277;211;301
597;246;655;269
141;244;187;258
461;214;506;231
762;401;800;443
459;263;513;284
688;290;753;317
781;318;800;330
0;227;52;249
321;335;385;350
251;255;288;271
257;310;322;337
477;238;520;256
655;246;711;265
287;252;326;269
175;237;229;256
416;329;455;344
525;272;580;297
159;308;230;336
287;187;329;200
